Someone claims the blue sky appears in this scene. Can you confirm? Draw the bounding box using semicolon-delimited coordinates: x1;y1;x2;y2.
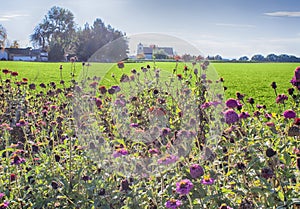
1;0;300;58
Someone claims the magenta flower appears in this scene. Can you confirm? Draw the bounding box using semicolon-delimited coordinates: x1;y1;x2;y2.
239;112;250;119
165;199;182;209
11;154;26;165
189;164;204;179
112;148;128;158
16;119;28;127
0;201;9;209
148;148;160;155
200;175;215;185
0;193;4;199
176;179;193;195
130;123;139;128
224;109;239;124
283;109;296;119
225;98;238;108
276;94;288;104
201;102;212;109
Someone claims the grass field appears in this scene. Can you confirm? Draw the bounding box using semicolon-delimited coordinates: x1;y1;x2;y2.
0;61;299;110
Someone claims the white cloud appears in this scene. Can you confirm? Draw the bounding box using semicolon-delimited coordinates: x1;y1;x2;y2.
0;13;29;21
216;23;256;28
264;11;300;17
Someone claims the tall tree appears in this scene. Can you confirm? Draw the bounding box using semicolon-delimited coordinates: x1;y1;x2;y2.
0;24;7;48
76;18;128;62
30;6;76;61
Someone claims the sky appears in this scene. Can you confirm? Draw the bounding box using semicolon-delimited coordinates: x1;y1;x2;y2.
1;0;300;59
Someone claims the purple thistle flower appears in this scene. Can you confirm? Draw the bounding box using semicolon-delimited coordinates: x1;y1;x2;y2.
0;201;9;209
225;98;238;108
176;179;193;195
201;102;212;109
261;167;274;179
276;94;288;104
112;148;128;158
165;199;182;209
200;175;215;185
283;109;296;119
161;127;171;137
224;109;239;124
239;112;250;119
11;154;26;165
189;164;204;179
130;123;139;128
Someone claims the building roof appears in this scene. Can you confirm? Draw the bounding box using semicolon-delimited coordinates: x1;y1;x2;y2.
5;48;41;56
142;46;174;55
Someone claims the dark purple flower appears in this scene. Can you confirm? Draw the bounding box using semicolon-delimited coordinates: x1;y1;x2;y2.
276;94;288;104
130;123;139;128
236;92;244;100
239;112;250;119
117;61;124;69
200;175;215;185
165;199;182;209
224;109;239;124
201;102;212;109
16;119;28;127
248;97;254;105
283;109;296;119
161;128;171;137
261;167;274;179
0;201;9;209
288;88;294;95
113;148;128;158
189;164;204;178
148;148;160;155
176;179;193;195
111;85;121;93
225;98;238;108
11;154;26;165
295;66;300;80
271;81;277;89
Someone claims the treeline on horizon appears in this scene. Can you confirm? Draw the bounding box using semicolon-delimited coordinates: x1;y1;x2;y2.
206;54;300;62
0;6;128;62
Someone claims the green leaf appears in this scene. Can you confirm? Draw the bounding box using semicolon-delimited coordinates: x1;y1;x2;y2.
278;191;285;202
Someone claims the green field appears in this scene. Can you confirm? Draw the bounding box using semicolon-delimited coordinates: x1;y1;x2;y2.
0;61;299;110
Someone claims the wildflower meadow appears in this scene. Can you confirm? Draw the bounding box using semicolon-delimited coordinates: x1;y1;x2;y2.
0;59;299;209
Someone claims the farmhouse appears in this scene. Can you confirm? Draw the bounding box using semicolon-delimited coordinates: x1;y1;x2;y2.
0;47;48;61
136;43;174;59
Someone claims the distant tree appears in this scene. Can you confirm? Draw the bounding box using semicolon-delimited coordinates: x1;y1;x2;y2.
0;24;7;48
266;54;278;62
181;54;193;62
76;18;127;62
251;54;265;62
214;55;222;61
48;43;65;61
277;54;290;62
31;6;76;61
238;56;249;61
